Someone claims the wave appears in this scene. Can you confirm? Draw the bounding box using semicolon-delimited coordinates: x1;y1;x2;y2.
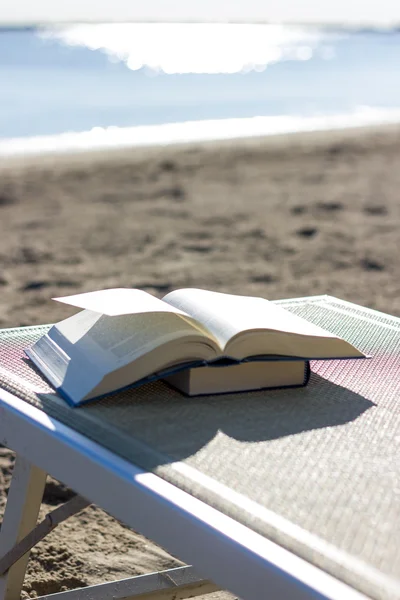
39;23;336;74
1;106;400;158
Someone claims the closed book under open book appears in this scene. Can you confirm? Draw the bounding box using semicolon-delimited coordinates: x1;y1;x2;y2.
26;288;365;406
165;359;311;396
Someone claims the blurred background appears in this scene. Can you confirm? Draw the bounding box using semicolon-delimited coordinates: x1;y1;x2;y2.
1;25;400;151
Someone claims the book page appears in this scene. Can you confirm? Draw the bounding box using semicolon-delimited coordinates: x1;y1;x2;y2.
53;288;190;317
54;310;215;371
163;288;338;350
53;287;223;347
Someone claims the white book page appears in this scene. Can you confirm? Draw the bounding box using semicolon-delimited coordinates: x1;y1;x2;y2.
53;287;222;346
163;288;338;350
54;310;213;371
53;288;190;317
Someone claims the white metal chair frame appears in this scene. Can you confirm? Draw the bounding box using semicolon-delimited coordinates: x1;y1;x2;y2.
0;385;367;600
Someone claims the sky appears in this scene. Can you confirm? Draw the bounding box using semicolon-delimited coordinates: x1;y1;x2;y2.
2;0;400;27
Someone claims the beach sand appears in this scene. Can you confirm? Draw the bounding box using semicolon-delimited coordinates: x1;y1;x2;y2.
0;125;399;597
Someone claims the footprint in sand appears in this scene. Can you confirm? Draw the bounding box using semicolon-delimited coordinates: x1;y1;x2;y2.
291;205;307;215
0;193;16;206
364;205;388;216
183;244;213;254
316;201;344;211
360;258;385;272
296;227;319;238
250;274;277;283
159;159;177;172
155;186;185;201
22;280;78;291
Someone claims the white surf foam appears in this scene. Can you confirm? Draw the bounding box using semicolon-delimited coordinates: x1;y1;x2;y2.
1;106;400;158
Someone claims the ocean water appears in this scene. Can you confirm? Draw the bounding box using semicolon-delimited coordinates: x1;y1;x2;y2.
1;25;400;155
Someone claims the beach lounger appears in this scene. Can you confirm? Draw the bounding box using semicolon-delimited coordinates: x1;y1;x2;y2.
0;296;399;600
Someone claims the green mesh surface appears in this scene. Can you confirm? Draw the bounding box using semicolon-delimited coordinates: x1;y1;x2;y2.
0;296;399;600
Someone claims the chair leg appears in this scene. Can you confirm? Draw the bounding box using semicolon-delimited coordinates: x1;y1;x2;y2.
0;455;47;600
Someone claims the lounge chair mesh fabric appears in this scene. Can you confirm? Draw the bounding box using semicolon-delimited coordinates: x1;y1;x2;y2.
0;296;399;600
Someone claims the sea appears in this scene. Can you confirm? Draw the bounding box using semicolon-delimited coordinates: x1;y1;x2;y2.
1;24;400;156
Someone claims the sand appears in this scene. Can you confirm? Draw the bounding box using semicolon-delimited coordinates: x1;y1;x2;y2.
0;125;399;598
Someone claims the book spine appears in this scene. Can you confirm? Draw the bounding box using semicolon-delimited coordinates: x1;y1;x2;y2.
26;335;70;390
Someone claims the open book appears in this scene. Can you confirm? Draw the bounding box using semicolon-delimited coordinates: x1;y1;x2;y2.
26;288;365;405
